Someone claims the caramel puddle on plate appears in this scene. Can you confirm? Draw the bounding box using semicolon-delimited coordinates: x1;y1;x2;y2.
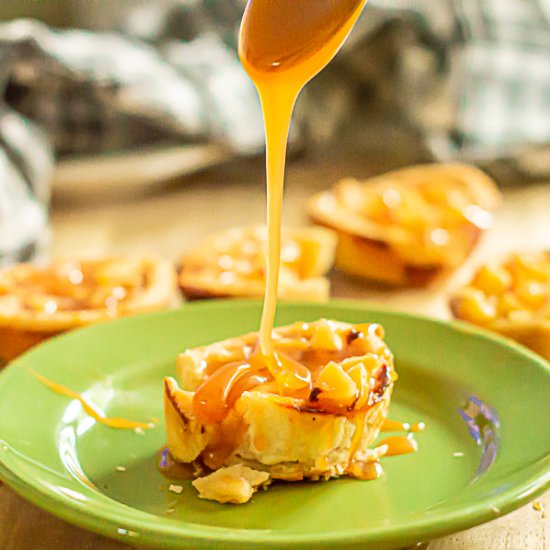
29;369;155;430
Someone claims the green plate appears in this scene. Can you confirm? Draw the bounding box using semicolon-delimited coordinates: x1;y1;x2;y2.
1;301;549;549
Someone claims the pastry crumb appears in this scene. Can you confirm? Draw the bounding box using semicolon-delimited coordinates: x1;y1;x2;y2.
134;427;145;435
533;501;545;518
192;464;271;504
168;484;184;494
115;466;127;472
452;452;464;457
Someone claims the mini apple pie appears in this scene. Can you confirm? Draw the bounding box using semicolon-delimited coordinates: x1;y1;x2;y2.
163;319;396;504
450;251;550;361
308;163;500;286
0;256;176;362
177;226;336;301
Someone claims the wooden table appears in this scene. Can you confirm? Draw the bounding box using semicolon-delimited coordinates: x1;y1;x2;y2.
1;147;549;549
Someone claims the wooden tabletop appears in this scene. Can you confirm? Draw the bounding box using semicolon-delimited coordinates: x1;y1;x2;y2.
1;146;549;549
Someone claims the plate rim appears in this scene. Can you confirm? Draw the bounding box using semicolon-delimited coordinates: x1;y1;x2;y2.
1;299;549;549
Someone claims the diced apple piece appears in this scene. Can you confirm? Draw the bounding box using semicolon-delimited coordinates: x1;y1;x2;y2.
315;362;357;407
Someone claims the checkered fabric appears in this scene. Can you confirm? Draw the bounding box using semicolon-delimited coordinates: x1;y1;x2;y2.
0;106;53;265
0;1;550;181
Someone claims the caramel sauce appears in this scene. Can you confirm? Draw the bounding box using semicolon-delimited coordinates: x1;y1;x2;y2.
239;0;366;372
378;435;418;457
359;461;384;481
381;419;426;433
190;326;391;424
347;459;384;480
346;421;421;481
193;362;269;424
30;370;154;430
202;412;247;470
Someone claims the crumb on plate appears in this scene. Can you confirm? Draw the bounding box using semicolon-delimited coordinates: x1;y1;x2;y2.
168;484;184;495
192;464;271;504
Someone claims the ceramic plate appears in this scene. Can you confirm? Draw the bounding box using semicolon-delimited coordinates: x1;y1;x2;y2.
0;301;549;549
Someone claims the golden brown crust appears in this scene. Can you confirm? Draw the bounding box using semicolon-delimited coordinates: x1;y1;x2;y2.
309;163;500;286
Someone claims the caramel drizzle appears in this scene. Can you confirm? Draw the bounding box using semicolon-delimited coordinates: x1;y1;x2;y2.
381;418;426;433
191;323;392;425
30;370;154;430
378;435;418;457
193;362;269;424
239;0;367;384
347;420;423;480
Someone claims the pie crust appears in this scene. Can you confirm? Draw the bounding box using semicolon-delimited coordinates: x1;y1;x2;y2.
309;163;500;286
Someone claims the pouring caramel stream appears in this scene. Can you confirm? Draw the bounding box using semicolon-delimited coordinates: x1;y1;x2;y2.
239;0;367;388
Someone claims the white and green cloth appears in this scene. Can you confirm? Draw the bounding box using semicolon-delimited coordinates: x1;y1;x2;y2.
0;0;550;181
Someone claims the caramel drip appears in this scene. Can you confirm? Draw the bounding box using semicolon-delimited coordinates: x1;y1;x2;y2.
362;461;384;480
30;370;154;430
347;458;384;480
378;435;418;457
381;419;426;433
192;362;269;424
239;0;366;378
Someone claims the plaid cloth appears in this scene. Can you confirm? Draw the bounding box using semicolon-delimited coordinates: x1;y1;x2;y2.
0;106;53;265
1;1;550;182
454;0;550;149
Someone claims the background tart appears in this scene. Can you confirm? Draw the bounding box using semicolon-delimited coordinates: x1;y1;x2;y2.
177;226;336;301
164;320;396;503
308;163;501;287
0;256;176;362
450;251;550;361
